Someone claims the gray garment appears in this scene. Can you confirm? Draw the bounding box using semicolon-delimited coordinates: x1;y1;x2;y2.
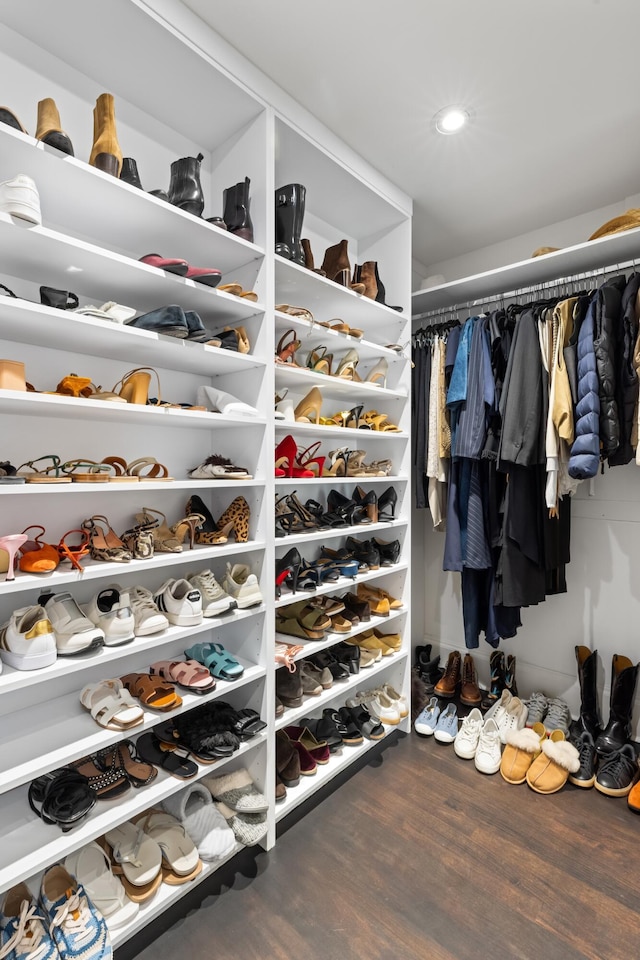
498;308;545;468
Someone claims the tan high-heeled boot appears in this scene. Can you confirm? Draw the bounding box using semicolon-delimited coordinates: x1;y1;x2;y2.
35;98;74;156
353;261;378;300
321;240;366;293
89;93;122;177
0;359;26;391
301;238;326;276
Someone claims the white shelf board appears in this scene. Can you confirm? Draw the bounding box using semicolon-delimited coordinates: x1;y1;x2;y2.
0;298;265;378
109;842;245;948
275;258;407;336
275;726;399;822
0;213;266;324
275;562;408;609
0;540;266;596
0;733;265;895
275;609;405;666
0;662;266;796
275;475;405;487
0;479;264;496
411;225;640;315
0;389;266;430
0;123;265;274
274;311;406;359
0;605;264;696
274;419;407;441
275;650;407;731
274;363;407;403
275;518;407;548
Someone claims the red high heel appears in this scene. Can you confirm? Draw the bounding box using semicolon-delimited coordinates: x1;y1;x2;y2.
295;441;325;477
275;435;314;478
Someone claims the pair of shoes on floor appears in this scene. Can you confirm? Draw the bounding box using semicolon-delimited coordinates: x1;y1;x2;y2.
414;697;459;743
525;691;572;736
499;726;581;793
569;730;640;799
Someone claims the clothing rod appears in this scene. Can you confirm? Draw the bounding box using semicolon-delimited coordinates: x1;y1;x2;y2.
412;255;639;323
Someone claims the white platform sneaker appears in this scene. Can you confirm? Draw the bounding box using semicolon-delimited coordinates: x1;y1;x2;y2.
41;593;105;655
187;569;236;616
153;579;203;626
82;586;135;646
0;605;57;670
222;563;263;609
0;174;42;224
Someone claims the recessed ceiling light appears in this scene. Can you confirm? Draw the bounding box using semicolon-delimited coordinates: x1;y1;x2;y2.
433;105;470;135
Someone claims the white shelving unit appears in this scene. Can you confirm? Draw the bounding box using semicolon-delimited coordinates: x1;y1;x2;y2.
0;0;412;947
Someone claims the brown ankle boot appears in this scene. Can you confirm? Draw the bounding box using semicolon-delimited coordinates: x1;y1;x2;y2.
301;238;326;276
89;93;122;177
35;98;74;156
321;239;366;293
460;653;482;706
434;650;461;698
353;261;378;300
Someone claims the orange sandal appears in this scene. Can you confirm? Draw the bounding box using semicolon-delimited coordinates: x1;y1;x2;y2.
57;528;91;571
120;673;182;711
19;525;60;574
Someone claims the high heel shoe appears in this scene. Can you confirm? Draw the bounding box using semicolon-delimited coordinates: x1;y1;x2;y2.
306;346;332;375
352;262;378;300
294;387;323;424
301;238;326;276
216;496;250;543
351;486;379;523
133;508;181;554
89;93;122;177
275;389;295;422
112;367;158;405
285;491;318;530
304;498;348;529
335;349;362;381
36;98;74;155
361;410;401;432
0;533;28;581
186;494;231;545
372;536;401;565
81;515;132;562
296;559;340;590
365;358;388;388
322;448;348;477
346;450;386;477
18;525;60;574
57;529;91;571
275;435;315;479
171;513;206;549
377;486;397;521
320;240;366;293
276;547;302;598
275;494;300;537
276;329;301;365
345;537;381;570
295;441;325;477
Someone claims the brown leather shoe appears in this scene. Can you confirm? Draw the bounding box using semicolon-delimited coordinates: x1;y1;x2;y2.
434;651;461;698
460;653;482;706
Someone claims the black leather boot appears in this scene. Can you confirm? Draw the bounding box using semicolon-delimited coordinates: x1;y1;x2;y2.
168;152;204;217
595;655;639;756
373;262;402;311
575;645;603;740
274;183;305;265
415;646;444;692
223;176;253;242
120;158;143;189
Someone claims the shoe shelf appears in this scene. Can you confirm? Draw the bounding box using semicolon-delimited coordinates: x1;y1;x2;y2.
275;651;408;734
275;726;400;823
0;299;266;378
273;364;407;403
275;258;407;342
275;518;407;548
274;475;406;487
0;389;267;430
108;841;245;949
0;214;266;325
0;732;266;896
0;605;264;697
275;562;409;609
0;124;265;275
274;311;406;363
0;479;264;496
274;420;408;441
275;609;405;664
0;661;265;796
0;540;266;597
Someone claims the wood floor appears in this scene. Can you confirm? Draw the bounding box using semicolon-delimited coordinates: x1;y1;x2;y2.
123;732;640;960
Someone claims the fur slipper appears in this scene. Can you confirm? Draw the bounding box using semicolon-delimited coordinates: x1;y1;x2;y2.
162;784;236;862
203;767;269;813
215;800;268;847
526;738;580;794
500;726;544;784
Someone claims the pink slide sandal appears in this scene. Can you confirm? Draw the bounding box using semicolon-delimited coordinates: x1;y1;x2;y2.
150;659;216;694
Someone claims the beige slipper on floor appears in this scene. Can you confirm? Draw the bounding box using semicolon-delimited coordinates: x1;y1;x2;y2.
525;737;580;794
500;726;544;784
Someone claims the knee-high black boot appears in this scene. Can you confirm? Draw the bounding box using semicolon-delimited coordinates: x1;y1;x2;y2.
595;654;639;756
574;645;603;740
274;183;305;265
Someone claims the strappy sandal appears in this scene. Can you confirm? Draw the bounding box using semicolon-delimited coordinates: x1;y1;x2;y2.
80;678;144;730
150;659;216;693
57;528;91;571
134;731;198;780
126;457;173;481
0;460;25;484
100;740;158;788
134;507;182;553
68;753;130;800
82;515;132;562
61;459;113;483
362;410;402;432
101;456;140;482
120;672;182;711
306;345;333;375
324;320;363;339
275;328;301;365
275;304;314;321
119;522;155;560
17;454;72;483
28;768;96;832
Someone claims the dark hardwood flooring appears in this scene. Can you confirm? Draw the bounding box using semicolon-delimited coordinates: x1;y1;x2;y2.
123;733;640;960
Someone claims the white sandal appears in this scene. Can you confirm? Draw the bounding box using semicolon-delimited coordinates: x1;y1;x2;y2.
80;679;144;730
64;841;139;928
134;809;201;883
103;822;163;891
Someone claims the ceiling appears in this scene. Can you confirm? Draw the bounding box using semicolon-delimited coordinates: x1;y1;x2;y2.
183;0;640;272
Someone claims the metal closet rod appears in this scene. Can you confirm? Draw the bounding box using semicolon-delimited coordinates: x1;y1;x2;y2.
413;255;640;323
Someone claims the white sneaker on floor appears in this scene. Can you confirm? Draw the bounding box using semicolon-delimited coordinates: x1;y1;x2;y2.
223;563;263;609
483;688;512;725
127;585;169;636
454;707;484;759
153;579;203;626
0;174;41;224
41;593;104;655
188;569;236;616
474;717;502;774
82;586;135;646
0;605;56;670
496;696;528;743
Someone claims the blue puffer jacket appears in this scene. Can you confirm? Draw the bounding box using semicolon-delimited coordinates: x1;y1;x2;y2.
568;294;600;479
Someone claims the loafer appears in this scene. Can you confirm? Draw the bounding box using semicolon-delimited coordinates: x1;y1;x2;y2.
125;304;189;338
139;253;189;275
184;264;222;287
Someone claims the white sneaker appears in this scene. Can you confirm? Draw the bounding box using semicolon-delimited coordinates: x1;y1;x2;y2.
474;717;503;774
483;688;512;725
496;696;528;743
153;579;203;626
41;593;104;655
454;708;484;759
82;586;135;646
0;606;56;670
188;569;236;616
222;563;263;609
352;691;400;725
0;174;41;224
379;683;409;719
127;585;169;636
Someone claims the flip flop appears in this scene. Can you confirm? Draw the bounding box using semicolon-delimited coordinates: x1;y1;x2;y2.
103;821;163;892
135;731;198;779
184;642;244;681
120;673;182;711
133;809;202;884
149;659;216;694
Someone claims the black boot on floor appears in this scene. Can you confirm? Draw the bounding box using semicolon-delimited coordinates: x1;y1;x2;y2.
595;655;639;756
574;645;603;741
275;183;306;265
168;153;204;216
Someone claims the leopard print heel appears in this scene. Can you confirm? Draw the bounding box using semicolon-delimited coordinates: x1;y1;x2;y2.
216;496;250;543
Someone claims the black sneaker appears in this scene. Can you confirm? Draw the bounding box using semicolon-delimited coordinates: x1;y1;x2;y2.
568;730;597;788
594;743;638;797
